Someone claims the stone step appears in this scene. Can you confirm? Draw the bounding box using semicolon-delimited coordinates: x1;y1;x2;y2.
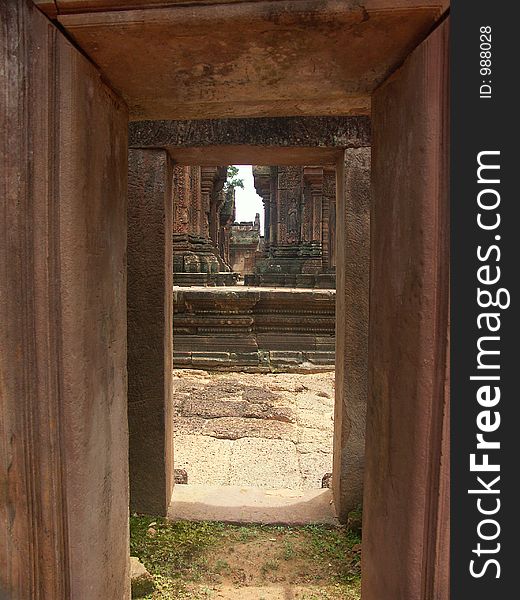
168;484;338;526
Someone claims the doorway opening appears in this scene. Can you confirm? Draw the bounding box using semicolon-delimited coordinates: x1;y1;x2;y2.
170;159;338;525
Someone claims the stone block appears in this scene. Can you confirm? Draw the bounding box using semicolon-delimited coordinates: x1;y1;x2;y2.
304;351;335;365
269;351;304;366
191;352;231;367
130;557;154;598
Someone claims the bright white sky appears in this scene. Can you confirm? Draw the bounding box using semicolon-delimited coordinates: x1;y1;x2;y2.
232;165;265;234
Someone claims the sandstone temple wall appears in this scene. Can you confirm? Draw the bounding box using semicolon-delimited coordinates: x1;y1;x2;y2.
1;3;130;597
228;215;262;277
172;165;238;286
248;165;336;288
173;287;335;371
363;19;450;600
3;2;450;599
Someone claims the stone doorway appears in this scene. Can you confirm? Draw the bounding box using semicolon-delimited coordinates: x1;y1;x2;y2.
2;3;449;599
169;161;338;523
129;117;370;521
127;137;368;525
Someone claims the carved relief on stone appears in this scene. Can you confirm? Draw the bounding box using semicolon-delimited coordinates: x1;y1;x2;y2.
323;168;336;269
302;181;313;243
188;166;202;236
173;165;190;234
286;195;301;244
201;166;218;240
303;166;324;244
277;166;303;245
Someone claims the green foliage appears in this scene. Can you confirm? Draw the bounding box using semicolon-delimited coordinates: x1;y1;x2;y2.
224;165;244;191
303;524;362;585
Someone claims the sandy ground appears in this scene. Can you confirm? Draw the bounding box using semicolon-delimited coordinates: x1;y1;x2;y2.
173;369;335;490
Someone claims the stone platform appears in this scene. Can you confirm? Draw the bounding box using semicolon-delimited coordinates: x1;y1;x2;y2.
173;286;335;370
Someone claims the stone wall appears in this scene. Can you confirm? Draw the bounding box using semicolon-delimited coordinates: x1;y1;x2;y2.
128;149;174;515
1;2;129;598
363;19;450;600
172;165;238;285
229;215;262;277
173;287;335;371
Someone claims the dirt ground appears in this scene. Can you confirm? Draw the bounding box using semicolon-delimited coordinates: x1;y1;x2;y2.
173;369;335;490
130;517;361;600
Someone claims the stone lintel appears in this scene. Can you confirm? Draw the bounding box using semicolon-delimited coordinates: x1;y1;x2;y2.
130;117;371;151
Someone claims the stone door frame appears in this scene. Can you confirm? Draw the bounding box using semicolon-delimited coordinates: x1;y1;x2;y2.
128;117;371;521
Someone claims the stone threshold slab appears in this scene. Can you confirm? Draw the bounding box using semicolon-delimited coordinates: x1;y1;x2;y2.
168;484;338;526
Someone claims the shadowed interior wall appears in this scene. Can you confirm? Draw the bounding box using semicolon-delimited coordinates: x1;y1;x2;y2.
128;149;174;515
363;18;449;600
333;147;370;521
0;2;129;599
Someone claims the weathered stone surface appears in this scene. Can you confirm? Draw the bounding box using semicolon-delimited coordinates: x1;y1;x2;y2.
250;166;336;288
172;371;334;490
128;149;174;515
177;397;294;423
202;418;295;441
298;453;335;489
363;20;450;600
178;416;296;442
173;435;234;486
229;216;262;277
169;485;338;527
5;4;450;600
50;2;447;120
172;164;239;285
228;438;302;489
173;286;335;370
1;3;130;598
130;116;370;149
333;146;371;522
130;557;155;598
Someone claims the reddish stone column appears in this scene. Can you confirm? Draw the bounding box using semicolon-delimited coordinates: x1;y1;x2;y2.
173;165;190;235
201;166;216;240
363;18;449;600
1;2;129;598
304;166;324;244
333;148;370;522
128;149;174;515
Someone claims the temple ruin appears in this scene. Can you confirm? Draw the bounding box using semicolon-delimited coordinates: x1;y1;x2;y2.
170;163;336;288
228;214;262;278
169;162;337;369
172;165;237;286
249;165;336;288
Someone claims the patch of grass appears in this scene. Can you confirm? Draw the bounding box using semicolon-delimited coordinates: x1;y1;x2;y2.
130;516;226;597
260;559;280;576
282;539;296;560
303;524;362;585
